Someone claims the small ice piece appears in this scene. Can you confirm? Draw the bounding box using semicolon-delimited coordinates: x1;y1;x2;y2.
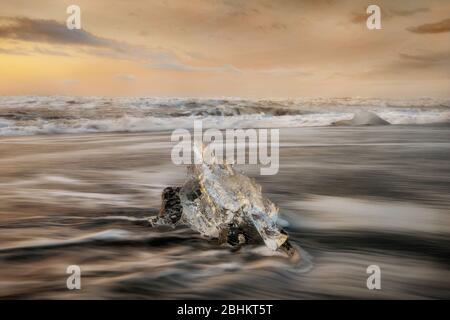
333;110;390;126
152;143;290;252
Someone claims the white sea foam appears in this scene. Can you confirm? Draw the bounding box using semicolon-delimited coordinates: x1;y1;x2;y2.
0;96;448;136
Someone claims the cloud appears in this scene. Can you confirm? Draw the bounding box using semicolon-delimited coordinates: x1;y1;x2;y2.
395;51;450;69
115;74;137;82
0;17;116;47
255;67;311;77
150;59;242;74
0;19;235;75
0;47;30;55
32;47;71;57
399;52;446;63
62;79;80;86
350;7;429;23
0;16;184;64
390;8;430;17
149;58;312;77
408;18;450;34
256;22;288;33
358;50;450;78
144;44;242;74
0;44;71;57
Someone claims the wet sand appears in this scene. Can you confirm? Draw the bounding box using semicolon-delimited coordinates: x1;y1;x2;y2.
0;125;449;299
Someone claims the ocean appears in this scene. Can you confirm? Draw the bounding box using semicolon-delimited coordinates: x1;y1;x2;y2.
0;97;449;298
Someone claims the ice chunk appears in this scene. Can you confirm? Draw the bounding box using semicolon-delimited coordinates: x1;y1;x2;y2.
333;111;390;126
152;143;290;253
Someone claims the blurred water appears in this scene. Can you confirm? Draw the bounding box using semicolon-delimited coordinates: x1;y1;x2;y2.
0;96;449;135
0;125;449;299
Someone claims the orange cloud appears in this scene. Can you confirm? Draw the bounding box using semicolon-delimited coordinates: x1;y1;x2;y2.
408;18;450;34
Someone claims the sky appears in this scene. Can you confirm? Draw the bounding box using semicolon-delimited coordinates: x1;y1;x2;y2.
0;0;449;98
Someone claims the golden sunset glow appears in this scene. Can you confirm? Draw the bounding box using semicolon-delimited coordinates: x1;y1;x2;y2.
0;0;449;97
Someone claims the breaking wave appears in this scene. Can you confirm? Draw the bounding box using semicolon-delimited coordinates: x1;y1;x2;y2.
0;96;449;136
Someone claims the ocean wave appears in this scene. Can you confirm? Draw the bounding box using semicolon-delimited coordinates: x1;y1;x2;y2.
0;96;449;136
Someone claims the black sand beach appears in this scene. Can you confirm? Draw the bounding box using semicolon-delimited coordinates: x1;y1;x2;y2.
0;125;449;299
